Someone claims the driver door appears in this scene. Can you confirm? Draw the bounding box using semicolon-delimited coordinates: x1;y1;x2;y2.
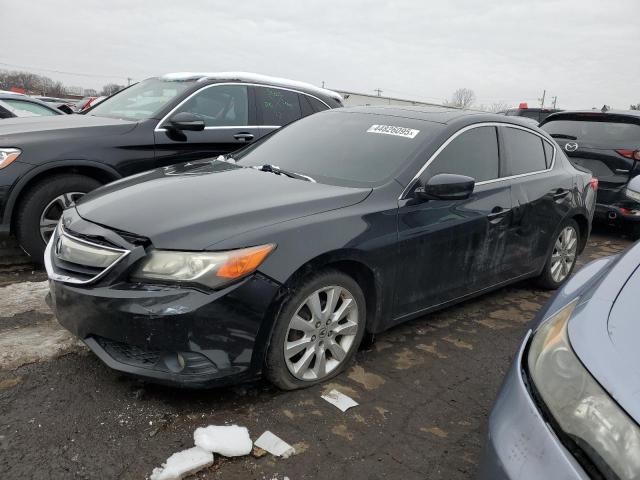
393;126;513;320
153;84;259;166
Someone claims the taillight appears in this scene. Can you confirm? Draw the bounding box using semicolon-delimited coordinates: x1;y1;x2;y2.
589;178;598;190
615;149;640;161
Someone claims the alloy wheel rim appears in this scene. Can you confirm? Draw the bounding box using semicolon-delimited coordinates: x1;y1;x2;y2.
39;192;85;243
284;285;359;381
550;226;578;283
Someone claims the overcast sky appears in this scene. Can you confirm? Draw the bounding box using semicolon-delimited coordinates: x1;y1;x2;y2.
3;0;639;109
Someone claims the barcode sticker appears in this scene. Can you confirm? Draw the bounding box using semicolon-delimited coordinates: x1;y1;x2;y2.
367;124;419;139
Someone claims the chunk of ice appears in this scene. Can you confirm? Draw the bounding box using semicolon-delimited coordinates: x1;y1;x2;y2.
254;431;295;458
193;425;252;457
149;446;213;480
321;389;359;412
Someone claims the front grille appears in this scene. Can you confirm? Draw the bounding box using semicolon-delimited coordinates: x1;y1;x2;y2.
96;337;218;376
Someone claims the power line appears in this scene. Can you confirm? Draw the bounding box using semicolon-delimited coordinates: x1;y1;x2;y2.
0;61;133;81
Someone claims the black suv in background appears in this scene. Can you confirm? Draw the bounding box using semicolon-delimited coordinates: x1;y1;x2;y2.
503;104;562;124
540;110;640;237
0;72;342;259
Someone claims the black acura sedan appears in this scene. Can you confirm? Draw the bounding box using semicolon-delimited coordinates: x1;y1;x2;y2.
45;107;596;389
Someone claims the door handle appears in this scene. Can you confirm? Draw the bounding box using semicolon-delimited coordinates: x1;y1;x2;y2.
487;207;511;224
552;188;570;201
233;132;254;141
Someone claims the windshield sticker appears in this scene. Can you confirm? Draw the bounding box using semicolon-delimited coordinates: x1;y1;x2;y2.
367;124;419;139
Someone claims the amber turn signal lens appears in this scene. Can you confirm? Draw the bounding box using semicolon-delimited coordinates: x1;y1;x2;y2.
0;148;21;169
217;244;276;279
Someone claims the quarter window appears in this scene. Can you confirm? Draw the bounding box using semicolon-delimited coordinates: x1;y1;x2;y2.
543;140;554;168
174;85;248;127
256;87;301;126
427;126;500;182
503;127;547;175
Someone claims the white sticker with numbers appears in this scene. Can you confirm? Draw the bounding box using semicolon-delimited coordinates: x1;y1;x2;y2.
367;124;419;139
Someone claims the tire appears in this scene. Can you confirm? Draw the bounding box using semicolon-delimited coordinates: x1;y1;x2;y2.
265;269;367;390
536;219;580;290
15;174;102;262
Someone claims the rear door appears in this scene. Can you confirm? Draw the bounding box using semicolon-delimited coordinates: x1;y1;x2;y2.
502;125;573;275
541;115;640;205
394;125;513;319
153;83;259;166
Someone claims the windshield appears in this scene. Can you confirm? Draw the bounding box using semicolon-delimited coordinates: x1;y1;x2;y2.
235;111;438;187
542;117;640;145
88;78;195;121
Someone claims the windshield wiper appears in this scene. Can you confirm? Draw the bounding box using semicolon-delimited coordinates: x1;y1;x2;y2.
550;133;578;140
255;164;315;182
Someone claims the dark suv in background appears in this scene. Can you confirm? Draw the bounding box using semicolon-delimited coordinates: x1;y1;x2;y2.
540;110;640;237
0;72;342;259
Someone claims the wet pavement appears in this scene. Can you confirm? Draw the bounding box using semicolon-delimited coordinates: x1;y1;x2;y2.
0;228;632;479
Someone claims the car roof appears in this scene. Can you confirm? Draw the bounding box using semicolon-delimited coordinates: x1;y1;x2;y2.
159;71;343;103
337;105;540;127
540;109;640;125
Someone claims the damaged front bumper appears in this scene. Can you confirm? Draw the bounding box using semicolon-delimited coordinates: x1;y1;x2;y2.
45;213;281;388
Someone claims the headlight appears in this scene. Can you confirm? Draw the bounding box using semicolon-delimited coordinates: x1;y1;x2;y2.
131;244;275;289
625;186;640;203
528;299;640;479
0;148;21;169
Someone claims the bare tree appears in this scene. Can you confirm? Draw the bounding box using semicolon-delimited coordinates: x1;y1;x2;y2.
487;102;511;113
631;103;640;110
446;88;476;109
100;83;125;96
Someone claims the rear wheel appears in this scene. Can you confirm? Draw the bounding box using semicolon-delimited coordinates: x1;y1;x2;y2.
265;270;366;390
15;174;101;262
536;219;580;289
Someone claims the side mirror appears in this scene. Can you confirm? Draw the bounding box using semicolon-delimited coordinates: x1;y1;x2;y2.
414;173;475;201
167;112;205;131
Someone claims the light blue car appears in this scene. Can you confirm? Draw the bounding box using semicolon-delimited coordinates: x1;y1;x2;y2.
479;217;640;479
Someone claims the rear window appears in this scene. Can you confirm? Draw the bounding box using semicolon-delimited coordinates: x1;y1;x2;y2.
502;127;547;175
235;111;439;187
542;117;640;145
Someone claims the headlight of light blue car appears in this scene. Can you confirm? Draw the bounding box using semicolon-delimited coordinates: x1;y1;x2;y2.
528;299;640;480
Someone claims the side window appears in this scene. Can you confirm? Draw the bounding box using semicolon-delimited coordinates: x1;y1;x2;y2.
306;95;329;113
503;127;547;175
427;126;500;182
543;140;554;168
4;99;58;117
174;85;248;127
256;87;301;126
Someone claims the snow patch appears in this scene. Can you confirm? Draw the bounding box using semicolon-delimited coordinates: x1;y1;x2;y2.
193;425;252;457
150;446;213;480
161;71;343;102
254;431;295;458
0;322;82;370
0;281;50;317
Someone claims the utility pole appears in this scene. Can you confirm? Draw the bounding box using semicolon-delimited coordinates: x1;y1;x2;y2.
551;96;558;109
374;88;383;97
127;77;132;86
539;89;546;108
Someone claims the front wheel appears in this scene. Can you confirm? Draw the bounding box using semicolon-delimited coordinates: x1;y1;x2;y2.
536;219;580;290
15;174;102;262
265;270;366;390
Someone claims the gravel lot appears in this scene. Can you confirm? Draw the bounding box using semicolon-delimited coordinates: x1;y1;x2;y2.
0;228;632;480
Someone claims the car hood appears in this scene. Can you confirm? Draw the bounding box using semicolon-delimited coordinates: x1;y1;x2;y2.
567;242;640;423
0;113;136;137
75;160;371;250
